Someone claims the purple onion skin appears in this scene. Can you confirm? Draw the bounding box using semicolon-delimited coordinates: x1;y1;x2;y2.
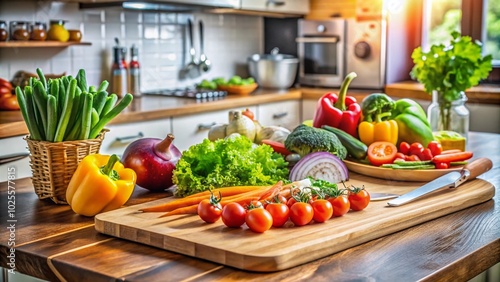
122;136;181;191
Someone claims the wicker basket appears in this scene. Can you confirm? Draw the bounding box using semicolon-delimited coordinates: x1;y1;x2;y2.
25;131;107;204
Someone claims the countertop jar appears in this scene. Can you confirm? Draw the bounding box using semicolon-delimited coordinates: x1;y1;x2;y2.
0;21;8;41
10;21;30;41
30;21;47;41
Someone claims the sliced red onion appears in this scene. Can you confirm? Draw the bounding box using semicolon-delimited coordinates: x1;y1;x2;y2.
289;152;349;183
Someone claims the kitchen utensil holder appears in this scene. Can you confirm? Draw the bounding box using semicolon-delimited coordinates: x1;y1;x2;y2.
25;130;108;204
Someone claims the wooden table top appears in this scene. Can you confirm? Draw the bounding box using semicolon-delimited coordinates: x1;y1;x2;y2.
0;133;499;282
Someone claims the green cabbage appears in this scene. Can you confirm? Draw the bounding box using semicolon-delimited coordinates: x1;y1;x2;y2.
172;135;289;197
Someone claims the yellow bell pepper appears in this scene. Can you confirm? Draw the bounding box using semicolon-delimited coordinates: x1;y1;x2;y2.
358;119;398;146
66;154;137;217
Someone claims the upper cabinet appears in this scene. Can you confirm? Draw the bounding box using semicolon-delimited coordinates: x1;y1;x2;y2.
240;0;310;16
305;0;356;20
73;0;310;17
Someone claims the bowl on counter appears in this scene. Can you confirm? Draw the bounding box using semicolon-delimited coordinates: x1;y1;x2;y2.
227;83;258;95
247;47;298;89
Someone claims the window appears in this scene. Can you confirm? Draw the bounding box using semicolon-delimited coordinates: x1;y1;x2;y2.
423;0;500;68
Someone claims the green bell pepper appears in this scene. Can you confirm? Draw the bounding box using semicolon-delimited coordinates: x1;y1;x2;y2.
391;98;434;147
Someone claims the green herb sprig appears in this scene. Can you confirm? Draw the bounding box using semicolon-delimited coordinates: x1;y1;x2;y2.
410;31;493;103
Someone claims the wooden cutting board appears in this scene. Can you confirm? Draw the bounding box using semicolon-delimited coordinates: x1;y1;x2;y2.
94;173;495;272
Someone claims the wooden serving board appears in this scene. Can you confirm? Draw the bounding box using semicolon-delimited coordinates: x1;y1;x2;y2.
94;173;495;272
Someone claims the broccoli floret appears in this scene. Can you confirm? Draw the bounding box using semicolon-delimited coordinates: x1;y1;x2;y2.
284;124;347;159
360;93;395;122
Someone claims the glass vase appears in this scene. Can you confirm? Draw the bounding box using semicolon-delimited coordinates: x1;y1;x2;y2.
427;90;470;140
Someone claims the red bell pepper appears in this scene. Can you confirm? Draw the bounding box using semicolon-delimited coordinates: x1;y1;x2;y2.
312;72;361;137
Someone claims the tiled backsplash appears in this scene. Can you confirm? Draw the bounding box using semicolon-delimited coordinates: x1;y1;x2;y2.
0;0;263;92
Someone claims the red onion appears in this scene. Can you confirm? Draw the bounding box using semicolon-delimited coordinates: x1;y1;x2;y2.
289;152;348;183
122;133;181;191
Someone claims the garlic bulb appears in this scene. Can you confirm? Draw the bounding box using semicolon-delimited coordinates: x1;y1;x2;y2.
226;111;256;141
255;126;291;144
208;124;227;141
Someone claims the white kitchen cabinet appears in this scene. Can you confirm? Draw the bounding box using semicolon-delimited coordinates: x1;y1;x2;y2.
241;0;310;15
301;99;317;122
100;118;172;156
257;100;301;130
171;106;257;152
0;135;31;182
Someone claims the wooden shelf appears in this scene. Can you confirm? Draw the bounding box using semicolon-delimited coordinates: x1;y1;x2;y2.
0;41;91;48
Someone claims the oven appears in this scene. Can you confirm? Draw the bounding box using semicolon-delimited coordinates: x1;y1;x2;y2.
296;19;347;88
297;18;387;89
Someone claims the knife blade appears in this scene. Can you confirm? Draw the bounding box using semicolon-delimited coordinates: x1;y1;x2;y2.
370;193;399;201
387;157;492;207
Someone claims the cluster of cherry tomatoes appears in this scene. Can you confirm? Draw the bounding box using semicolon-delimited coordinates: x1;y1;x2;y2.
367;140;473;169
395;141;473;169
197;183;370;233
395;141;443;162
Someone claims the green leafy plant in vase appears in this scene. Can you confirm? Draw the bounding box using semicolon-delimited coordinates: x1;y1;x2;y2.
410;31;492;140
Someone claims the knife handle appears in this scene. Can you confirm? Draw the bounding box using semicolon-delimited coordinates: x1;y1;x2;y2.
464;158;493;180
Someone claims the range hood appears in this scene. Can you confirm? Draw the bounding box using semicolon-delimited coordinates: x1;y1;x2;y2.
79;0;240;12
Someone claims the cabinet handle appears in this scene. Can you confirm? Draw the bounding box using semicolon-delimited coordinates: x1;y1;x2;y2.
115;132;144;143
267;0;286;7
273;112;288;119
0;152;29;165
198;122;216;131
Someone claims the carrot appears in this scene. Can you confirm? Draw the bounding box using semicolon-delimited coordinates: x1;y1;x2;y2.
433;151;473;163
159;204;199;217
154;180;295;217
139;194;211;213
141;186;270;212
440;149;462;155
184;185;269;199
258;181;283;201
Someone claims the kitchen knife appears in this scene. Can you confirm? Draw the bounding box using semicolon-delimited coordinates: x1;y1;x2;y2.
370;193;399;201
387;157;492;207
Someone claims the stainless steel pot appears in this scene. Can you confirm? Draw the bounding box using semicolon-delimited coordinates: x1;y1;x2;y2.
248;47;299;89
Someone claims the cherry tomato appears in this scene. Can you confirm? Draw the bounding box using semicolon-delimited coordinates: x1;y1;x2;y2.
427;141;443;156
395;152;406;160
367;141;398;166
245;208;273;233
311;199;333;223
221;202;246;228
348;186;370;211
327;196;350;217
406;154;420;161
248;200;263;209
409;142;424;157
286;197;297;208
435;162;450;169
265;202;290;227
420;148;433;161
399;142;410;155
289;202;314;226
275;194;288;204
198;199;222;223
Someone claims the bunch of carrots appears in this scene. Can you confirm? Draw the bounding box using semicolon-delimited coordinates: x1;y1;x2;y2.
139;180;299;217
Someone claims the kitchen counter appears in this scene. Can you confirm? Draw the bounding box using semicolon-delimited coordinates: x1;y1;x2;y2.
0;131;498;281
384;81;500;104
1;83;497;139
0;89;303;139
